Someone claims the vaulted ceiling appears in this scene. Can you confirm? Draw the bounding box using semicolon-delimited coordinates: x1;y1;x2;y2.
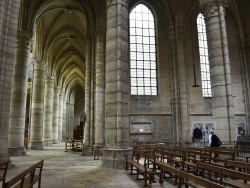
20;0;250;101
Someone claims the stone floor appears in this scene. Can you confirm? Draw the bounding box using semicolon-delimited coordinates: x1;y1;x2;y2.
1;143;178;188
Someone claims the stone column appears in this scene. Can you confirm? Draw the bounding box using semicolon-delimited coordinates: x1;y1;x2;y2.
169;34;181;142
94;35;105;146
199;0;235;142
66;102;70;139
104;0;130;169
8;31;31;156
58;91;63;142
239;46;250;135
42;76;54;146
52;86;60;144
69;103;75;139
29;60;46;150
62;99;67;140
0;0;20;158
176;34;191;142
83;40;92;155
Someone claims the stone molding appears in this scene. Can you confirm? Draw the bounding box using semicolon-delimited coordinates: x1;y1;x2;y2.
106;0;128;7
32;60;47;70
17;30;32;46
199;0;228;18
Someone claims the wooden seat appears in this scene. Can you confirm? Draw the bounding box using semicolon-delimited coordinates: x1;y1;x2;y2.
4;160;44;188
196;161;250;187
126;150;162;187
180;170;225;188
93;145;104;160
0;160;9;187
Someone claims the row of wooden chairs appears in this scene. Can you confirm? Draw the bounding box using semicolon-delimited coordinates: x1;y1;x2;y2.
127;144;250;187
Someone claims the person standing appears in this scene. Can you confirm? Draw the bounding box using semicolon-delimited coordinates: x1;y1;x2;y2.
209;128;220;147
193;126;202;147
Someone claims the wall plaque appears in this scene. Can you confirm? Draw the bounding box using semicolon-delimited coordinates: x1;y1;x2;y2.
130;122;153;134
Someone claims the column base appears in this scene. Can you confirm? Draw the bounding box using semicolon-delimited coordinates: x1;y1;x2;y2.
43;141;52;146
8;147;27;156
102;148;131;169
52;140;59;144
82;147;92;156
29;142;44;150
0;155;15;168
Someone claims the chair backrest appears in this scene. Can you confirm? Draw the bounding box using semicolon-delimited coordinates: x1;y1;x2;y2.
0;160;9;184
226;159;250;171
181;171;225;188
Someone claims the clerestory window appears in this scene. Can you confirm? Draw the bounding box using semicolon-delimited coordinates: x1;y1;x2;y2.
129;4;157;95
197;13;212;97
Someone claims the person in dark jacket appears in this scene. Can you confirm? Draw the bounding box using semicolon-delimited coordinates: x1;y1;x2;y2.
193;126;202;147
209;128;220;147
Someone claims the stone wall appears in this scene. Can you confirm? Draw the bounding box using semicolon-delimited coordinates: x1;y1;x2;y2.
0;0;19;156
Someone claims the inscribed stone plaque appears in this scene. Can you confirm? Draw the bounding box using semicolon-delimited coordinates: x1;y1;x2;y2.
130;122;153;134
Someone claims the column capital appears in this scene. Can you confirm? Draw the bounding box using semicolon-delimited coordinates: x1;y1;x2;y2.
106;0;129;7
16;30;32;47
54;86;61;93
45;76;55;84
199;0;218;18
199;0;228;17
32;60;47;70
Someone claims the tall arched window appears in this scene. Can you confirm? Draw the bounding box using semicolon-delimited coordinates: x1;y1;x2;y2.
129;4;157;95
197;13;211;97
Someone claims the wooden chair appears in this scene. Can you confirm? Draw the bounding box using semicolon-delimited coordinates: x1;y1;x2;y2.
93;145;104;160
0;160;9;188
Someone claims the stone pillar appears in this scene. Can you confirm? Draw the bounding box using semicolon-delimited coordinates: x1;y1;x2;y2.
239;46;250;135
103;0;130;169
0;0;20;158
69;103;75;139
42;76;54;146
52;86;60;144
83;41;92;155
95;35;105;146
199;0;235;142
29;60;46;150
176;34;190;142
58;91;63;142
169;34;181;142
62;99;67;140
8;31;31;156
66;102;70;139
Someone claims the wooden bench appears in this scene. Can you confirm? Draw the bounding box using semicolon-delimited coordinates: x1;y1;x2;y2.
172;147;211;172
156;159;224;187
204;149;235;167
4;160;44;188
180;170;225;188
196;161;250;187
93;145;104;160
225;160;250;182
71;140;83;153
0;160;9;186
156;159;181;185
125;151;161;187
65;140;73;151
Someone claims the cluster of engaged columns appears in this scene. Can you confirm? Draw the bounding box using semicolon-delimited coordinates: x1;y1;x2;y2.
8;31;31;156
103;0;130;168
7;29;77;154
199;0;236;142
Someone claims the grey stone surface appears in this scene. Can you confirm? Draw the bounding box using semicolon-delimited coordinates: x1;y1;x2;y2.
2;143;178;188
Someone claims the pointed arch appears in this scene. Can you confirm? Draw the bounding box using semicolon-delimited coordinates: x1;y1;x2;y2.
129;3;157;95
197;13;211;97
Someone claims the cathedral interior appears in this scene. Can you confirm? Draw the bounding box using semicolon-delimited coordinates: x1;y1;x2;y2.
0;0;250;169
